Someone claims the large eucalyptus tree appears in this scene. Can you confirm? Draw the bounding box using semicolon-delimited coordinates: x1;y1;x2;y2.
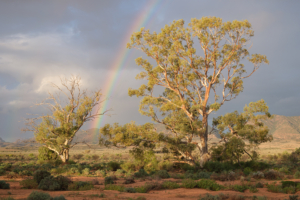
127;17;269;166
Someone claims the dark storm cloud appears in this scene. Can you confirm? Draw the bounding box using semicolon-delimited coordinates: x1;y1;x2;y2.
0;0;299;141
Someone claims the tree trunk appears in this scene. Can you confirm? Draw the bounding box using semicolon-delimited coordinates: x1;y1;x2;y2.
198;114;210;168
59;149;69;163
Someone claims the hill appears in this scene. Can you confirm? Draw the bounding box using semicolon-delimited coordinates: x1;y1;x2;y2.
262;115;300;140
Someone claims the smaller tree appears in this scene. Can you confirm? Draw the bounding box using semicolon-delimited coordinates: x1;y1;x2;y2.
211;99;273;163
24;76;109;163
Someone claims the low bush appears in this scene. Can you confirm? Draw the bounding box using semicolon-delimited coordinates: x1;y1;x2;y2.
26;191;51;200
124;187;136;193
182;179;198;188
104;184;125;192
107;161;121;171
95;170;106;177
231;184;249;192
199;193;221;200
251;171;264;179
38;176;61;191
0;180;9;189
123;177;135;184
134;169;149;178
20;179;38;189
82;168;90;175
162;181;180;189
294;171;300;179
249;186;259;193
154;170;170;179
267;183;283;193
244;167;253;176
211;171;236;181
104;176;117;185
68;181;94;191
264;169;283;180
33;170;51;184
255;182;264;188
197;179;223;191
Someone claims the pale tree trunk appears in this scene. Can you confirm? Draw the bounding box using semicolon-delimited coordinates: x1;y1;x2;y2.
59;149;69;163
197;114;210;168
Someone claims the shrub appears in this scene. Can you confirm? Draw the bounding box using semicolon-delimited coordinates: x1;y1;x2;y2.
82;168;90;175
95;170;106;177
107;161;121;171
162;181;180;189
0;169;5;175
38;176;61;191
121;162;138;172
255;182;264;188
68;181;93;191
267;183;283;193
249;186;258;193
134;169;149;178
124;187;136;193
33;170;51;184
26;191;51;200
105;176;117;185
251;171;264;179
38;146;58;161
0;180;10;189
19;170;32;176
243;167;253;176
211;171;236;181
197;179;223;191
20;179;38;189
231;184;249;192
264;169;282;180
54;175;71;190
73;154;84;160
123;177;135;184
182;179;198;188
294;171;300;179
289;195;299;200
104;184;125;192
199;193;221;200
52;196;67;200
154;170;170;179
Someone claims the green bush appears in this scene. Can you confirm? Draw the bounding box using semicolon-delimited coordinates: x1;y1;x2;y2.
1;197;16;200
0;169;5;175
162;181;180;189
251;171;264;179
123;177;135;184
104;176;117;185
124;187;136;193
288;195;299;200
249;186;259;193
52;196;67;200
82;168;90;175
264;169;282;180
95;170;106;177
33;170;51;184
20;179;38;189
197;179;223;191
182;179;198;188
294;171;300;179
134;169;148;178
154;170;170;179
38;176;61;191
199;193;221;200
26;191;51;200
243;167;253;176
54;175;71;190
68;181;93;191
19;170;32;176
232;184;249;192
267;183;283;193
185;171;211;180
0;180;10;189
38;147;58;161
107;161;121;171
104;184;125;192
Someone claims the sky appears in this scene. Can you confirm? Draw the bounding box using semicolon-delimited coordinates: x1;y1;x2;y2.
0;0;299;142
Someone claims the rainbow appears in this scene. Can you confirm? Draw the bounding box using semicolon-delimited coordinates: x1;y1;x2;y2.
91;0;163;141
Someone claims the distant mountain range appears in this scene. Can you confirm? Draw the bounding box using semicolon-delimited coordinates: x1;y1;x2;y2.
1;115;300;147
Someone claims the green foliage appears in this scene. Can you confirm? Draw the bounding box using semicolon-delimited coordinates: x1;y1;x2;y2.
104;184;125;192
68;181;93;191
197;179;223;191
264;169;283;180
212;100;272;163
181;179;198;188
185;171;211;180
251;171;264;179
198;193;221;200
95;170;106;177
52;196;66;200
0;180;10;189
289;195;299;200
162;181;180;189
231;184;249;192
38;146;58;161
244;167;253;176
104;176;117;185
154;170;170;179
124;187;137;193
26;191;51;200
33;170;51;184
38;176;61;191
20;179;38;189
127;17;269;166
82;168;90;175
294;171;300;179
134;169;149;178
107;161;121;171
25;76;108;163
